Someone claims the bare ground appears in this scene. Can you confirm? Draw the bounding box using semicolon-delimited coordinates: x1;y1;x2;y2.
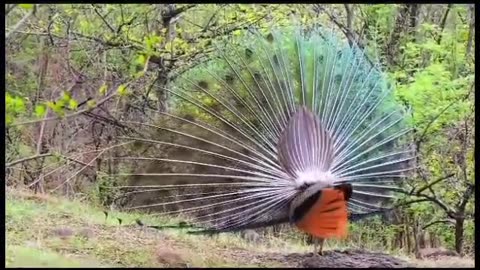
204;248;411;268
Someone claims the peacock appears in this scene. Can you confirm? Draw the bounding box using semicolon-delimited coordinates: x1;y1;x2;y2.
112;25;414;255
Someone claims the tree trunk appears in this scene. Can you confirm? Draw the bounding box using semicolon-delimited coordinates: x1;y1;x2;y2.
409;4;420;42
344;4;354;46
405;214;412;253
385;5;410;67
437;4;453;45
413;219;422;258
466;4;475;57
156;70;169;112
455;217;465;256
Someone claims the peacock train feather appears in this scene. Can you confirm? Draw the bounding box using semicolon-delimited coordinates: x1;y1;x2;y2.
110;26;414;238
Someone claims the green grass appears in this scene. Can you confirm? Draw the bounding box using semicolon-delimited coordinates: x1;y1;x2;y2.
5;189;287;267
6;245;104;268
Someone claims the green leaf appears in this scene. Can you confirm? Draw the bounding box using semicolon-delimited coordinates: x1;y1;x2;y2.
8;96;26;114
68;99;78;110
6;114;13;125
87;100;96;108
117;84;128;96
136;54;146;66
46;101;56;110
56;99;66;110
134;71;145;79
61;91;72;102
19;4;34;10
6;93;13;104
99;84;108;96
35;104;47;118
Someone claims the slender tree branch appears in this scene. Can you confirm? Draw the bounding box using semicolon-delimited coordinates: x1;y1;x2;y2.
414;193;456;218
12;92;118;127
396;186;456;218
422;219;455;230
414;173;455;194
437;4;453;45
6;4;18;16
92;4;116;33
6;5;36;40
6;153;54;167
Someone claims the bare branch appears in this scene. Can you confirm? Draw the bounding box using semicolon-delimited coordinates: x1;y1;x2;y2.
316;5;377;69
202;6;223;32
59;155;94;168
396;186;456;218
92;4;116;33
414;193;456;218
51;149;106;192
422;219;455;230
414;173;455;194
6;4;18;15
6;5;36;40
395;198;431;208
6;153;54;167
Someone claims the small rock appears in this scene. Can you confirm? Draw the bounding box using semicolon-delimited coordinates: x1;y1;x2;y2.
77;228;95;239
155;248;188;267
51;227;74;239
241;230;261;243
24;240;40;248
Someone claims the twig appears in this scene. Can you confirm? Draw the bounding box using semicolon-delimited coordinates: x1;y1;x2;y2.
315;5;377;69
6;153;54;167
12;92;118;127
6;4;18;15
6;5;36;40
422;219;455;230
92;4;115;33
50;142;132;192
414;174;455;195
27;153;82;188
395;185;456;217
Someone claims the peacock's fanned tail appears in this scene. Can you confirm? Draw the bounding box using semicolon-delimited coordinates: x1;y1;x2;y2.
110;26;414;234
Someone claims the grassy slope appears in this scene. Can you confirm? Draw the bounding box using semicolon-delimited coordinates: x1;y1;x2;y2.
5;188;474;268
5;188;300;267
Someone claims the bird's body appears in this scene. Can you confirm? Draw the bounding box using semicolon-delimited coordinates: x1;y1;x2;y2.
113;25;413;252
294;186;349;239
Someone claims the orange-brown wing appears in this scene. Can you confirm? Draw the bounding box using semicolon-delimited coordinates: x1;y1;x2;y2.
294;188;349;239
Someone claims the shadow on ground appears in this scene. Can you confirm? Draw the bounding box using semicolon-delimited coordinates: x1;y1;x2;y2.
213;248;410;268
284;250;409;268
